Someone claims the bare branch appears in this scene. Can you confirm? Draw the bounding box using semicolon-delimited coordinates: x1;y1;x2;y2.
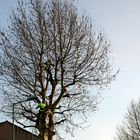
0;0;117;139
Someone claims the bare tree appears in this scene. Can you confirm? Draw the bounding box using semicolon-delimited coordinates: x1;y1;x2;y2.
114;99;140;140
0;0;117;140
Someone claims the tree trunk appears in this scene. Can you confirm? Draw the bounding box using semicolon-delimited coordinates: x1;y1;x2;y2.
47;112;55;140
37;110;55;140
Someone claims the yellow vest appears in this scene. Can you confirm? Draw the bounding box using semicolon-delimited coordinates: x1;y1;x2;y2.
38;103;46;111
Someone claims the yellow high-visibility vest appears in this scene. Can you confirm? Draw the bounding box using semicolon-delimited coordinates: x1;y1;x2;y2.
38;103;46;111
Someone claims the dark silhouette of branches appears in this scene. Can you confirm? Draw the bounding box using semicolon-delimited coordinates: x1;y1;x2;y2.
0;0;117;139
115;99;140;140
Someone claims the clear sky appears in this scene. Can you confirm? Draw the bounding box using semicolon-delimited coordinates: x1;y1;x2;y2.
1;0;140;140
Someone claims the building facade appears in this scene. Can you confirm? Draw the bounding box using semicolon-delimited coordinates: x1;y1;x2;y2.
0;121;39;140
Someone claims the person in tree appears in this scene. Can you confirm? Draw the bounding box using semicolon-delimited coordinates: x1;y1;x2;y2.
35;97;47;136
37;102;46;112
35;97;46;112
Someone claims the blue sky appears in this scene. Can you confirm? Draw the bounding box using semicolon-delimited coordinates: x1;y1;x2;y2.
1;0;140;140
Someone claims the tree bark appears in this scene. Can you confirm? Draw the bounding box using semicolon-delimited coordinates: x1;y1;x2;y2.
37;110;55;140
47;113;55;140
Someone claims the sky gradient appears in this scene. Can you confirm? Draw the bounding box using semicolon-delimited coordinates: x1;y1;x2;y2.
1;0;140;140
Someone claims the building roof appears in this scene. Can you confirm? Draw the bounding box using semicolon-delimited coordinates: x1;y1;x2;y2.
0;120;39;140
0;120;37;135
